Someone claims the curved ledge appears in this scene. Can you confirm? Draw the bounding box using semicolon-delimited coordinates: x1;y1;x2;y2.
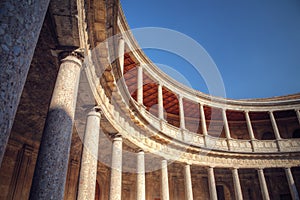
80;0;300;168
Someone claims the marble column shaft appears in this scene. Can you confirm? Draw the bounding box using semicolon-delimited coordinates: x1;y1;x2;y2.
109;136;123;200
269;111;281;139
184;164;193;200
257;169;270;200
136;151;146;200
245;111;255;140
137;66;143;105
77;109;101;200
118;38;125;75
285;168;299;200
296;110;300;126
207;167;218;200
179;95;185;129
200;104;208;136
161;160;169;200
0;0;50;165
29;54;82;199
222;109;231;139
232;168;243;200
158;83;164;120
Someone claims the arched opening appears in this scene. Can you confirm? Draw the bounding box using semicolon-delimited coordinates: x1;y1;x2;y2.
292;129;300;138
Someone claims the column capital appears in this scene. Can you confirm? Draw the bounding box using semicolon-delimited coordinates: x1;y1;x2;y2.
112;133;122;141
87;107;102;118
268;110;274;114
161;159;168;164
157;81;164;87
58;49;84;61
184;162;192;166
137;149;145;154
119;36;125;41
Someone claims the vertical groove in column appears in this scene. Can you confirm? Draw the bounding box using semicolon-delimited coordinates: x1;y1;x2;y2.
161;160;169;200
29;54;82;200
207;167;218;200
136;150;145;200
232;168;243;200
137;65;143;105
184;164;193;200
257;169;270;200
285;168;299;200
77;109;101;200
109;135;123;200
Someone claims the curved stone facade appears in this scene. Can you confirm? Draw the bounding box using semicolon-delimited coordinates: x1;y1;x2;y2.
0;0;299;199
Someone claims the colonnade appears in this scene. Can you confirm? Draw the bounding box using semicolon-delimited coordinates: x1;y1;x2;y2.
123;34;300;150
76;130;299;200
1;2;300;200
15;39;300;200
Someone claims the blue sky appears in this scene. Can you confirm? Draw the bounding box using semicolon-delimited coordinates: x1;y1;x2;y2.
121;0;300;99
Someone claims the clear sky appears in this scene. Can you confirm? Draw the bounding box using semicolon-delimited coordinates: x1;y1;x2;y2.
121;0;300;99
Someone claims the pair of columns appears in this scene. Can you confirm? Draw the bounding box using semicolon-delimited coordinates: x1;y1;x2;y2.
257;168;299;200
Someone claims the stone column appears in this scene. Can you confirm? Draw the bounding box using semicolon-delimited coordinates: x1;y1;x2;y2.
184;164;193;200
29;53;82;199
0;0;50;165
222;109;231;150
161;160;169;200
269;111;281;140
136;150;146;200
77;108;101;200
207;167;218;200
245;111;255;140
245;111;256;152
232;168;243;200
296;110;300;126
118;37;125;75
200;104;208;136
109;135;123;200
222;109;231;139
158;83;164;120
179;95;185;129
257;168;270;200
285;168;299;200
137;65;143;105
